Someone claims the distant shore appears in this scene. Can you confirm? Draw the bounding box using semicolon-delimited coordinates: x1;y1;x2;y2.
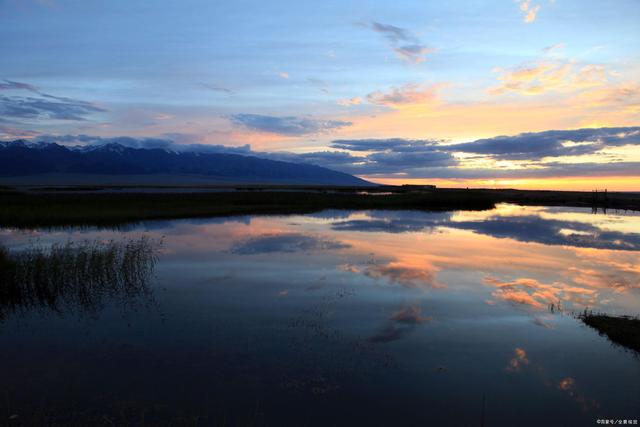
1;184;639;228
579;313;640;354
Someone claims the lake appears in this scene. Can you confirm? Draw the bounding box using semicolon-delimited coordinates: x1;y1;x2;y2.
1;204;639;426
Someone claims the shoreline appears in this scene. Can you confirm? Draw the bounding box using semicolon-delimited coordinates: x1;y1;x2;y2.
1;185;639;228
579;313;640;354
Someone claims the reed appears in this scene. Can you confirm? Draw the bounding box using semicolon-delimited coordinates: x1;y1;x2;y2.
0;237;157;321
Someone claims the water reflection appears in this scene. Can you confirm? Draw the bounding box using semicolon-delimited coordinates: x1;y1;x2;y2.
0;237;157;322
485;277;598;310
505;347;600;411
343;261;444;290
452;215;640;251
331;208;640;251
0;205;639;425
332;211;452;233
368;305;431;343
231;233;350;254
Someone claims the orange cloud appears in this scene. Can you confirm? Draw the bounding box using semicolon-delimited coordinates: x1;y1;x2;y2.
490;61;577;96
337;97;362;106
506;347;530;372
558;377;574;391
390;305;432;324
573;65;608;88
333;71;638;159
485;277;599;310
344;261;444;290
519;0;540;23
557;377;599;411
577;83;640;111
367;83;443;108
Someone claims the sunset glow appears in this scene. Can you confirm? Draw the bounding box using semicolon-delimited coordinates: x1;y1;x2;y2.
1;0;639;189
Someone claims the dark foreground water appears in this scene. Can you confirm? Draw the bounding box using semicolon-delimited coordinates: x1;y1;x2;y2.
1;204;639;426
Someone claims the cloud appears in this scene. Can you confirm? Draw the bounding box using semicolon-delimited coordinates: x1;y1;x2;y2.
368;305;431;343
230;114;352;136
490;56;608;97
543;43;565;54
330;209;640;252
370;22;412;44
0;80;105;122
556;377;598;410
573;65;607;87
558;377;574;392
448;127;640;160
506;347;529;372
200;83;234;95
336;97;362;106
363;262;443;289
269;150;360;170
307;78;329;93
368;21;434;64
490;61;573;96
532;315;554;329
341;258;443;291
332;211;452;234
367;150;455;168
452;215;640;251
230;233;350;255
0;80;39;92
7;126;640;181
0;95;106;121
485;277;597;310
47;127;640;180
367;323;412;343
31;134;253;155
365;161;640;180
331;138;442;152
327;139;457;172
394;45;435;64
0;125;40;140
579;83;640;110
519;0;540;23
367;83;442;108
389;305;432;325
268;138;457;175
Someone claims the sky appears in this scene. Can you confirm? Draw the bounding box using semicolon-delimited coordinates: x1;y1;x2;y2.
1;0;639;190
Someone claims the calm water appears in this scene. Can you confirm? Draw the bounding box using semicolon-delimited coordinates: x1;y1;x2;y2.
1;204;639;426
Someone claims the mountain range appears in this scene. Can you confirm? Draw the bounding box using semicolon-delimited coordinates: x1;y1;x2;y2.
0;140;371;186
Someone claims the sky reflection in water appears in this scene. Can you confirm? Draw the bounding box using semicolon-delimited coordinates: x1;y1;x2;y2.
0;204;639;425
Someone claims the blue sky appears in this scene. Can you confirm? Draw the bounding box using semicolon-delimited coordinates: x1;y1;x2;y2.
1;0;639;188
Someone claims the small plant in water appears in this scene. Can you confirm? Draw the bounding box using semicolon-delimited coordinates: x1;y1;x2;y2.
0;237;158;322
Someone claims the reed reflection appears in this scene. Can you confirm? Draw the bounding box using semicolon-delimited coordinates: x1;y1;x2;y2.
0;237;157;322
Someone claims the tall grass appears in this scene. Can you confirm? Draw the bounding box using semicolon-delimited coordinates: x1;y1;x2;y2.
0;237;157;321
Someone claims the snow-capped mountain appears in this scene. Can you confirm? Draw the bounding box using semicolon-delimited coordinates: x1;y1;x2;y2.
0;140;371;186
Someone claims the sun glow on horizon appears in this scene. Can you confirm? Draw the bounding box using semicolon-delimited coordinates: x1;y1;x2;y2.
367;176;640;192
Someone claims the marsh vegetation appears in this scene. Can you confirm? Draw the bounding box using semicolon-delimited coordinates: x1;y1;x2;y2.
2;186;639;229
579;311;640;354
0;237;157;321
0;189;496;228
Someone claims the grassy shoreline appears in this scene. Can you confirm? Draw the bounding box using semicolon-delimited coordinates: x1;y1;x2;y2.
1;185;639;228
579;313;640;354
